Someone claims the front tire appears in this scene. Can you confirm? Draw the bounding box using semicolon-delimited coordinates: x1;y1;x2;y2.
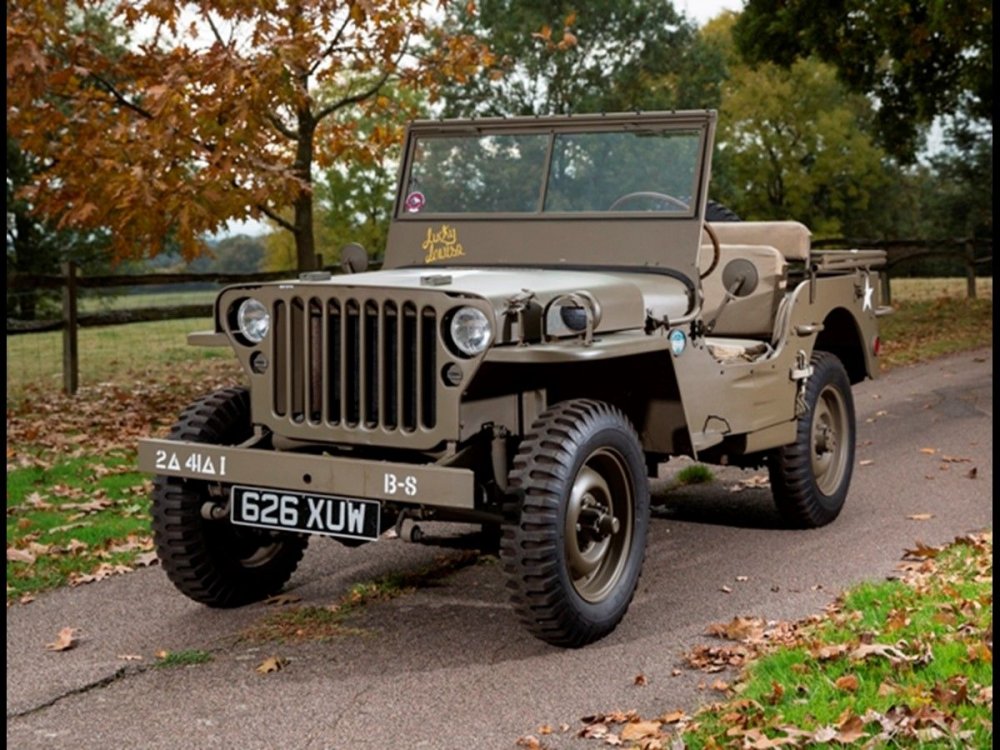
768;352;856;528
501;400;650;647
151;387;308;607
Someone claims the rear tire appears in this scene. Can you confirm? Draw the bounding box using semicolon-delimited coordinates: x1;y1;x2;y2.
768;352;855;528
501;400;650;647
151;387;308;607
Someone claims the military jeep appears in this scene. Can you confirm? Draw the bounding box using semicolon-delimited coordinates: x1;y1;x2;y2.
138;110;888;647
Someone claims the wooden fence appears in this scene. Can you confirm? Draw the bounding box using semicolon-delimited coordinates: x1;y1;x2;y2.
6;238;992;394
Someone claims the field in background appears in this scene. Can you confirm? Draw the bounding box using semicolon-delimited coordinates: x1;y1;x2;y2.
5;277;993;401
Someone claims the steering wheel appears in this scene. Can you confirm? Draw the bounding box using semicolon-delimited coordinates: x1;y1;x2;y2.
609;192;721;280
608;191;690;212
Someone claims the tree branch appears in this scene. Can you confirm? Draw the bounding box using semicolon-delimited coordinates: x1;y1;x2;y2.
256;203;295;232
267;111;299;140
315;35;410;122
204;11;227;48
88;73;155;120
309;13;353;76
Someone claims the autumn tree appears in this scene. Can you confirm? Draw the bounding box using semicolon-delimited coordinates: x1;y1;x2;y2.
439;0;725;117
732;0;992;161
7;1;490;271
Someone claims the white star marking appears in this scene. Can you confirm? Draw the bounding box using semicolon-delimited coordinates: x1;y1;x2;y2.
862;276;874;312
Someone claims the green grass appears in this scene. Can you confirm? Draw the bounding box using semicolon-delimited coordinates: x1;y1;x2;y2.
676;532;992;748
6;317;228;397
6;453;153;600
154;649;214;668
676;464;715;485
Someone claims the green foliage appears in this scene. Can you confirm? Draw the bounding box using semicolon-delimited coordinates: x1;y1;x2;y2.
440;0;725;116
712;56;891;237
732;0;993;162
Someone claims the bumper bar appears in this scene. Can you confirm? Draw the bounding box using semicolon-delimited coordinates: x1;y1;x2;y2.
137;438;475;510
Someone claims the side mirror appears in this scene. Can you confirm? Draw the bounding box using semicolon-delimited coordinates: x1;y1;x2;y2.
339;243;369;274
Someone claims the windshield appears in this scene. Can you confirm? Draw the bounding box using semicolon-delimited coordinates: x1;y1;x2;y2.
400;128;703;217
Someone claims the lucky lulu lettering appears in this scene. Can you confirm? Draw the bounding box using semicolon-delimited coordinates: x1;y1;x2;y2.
422;224;466;263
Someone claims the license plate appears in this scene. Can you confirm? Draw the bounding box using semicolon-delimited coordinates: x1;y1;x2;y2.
230;486;380;542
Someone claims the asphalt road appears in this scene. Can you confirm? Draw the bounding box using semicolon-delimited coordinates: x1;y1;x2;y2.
6;349;992;750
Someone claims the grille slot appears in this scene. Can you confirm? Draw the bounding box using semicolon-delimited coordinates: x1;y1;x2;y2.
271;294;438;433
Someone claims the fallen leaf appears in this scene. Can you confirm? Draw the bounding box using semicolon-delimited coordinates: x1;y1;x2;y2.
118;654;143;661
7;547;35;564
659;710;687;724
46;627;78;652
515;736;540;749
835;714;866;743
155;650;170;660
858;459;874;467
256;656;287;674
907;513;934;521
735;575;749;582
620;721;661;741
941;455;971;463
264;593;302;606
634;673;648;686
919;447;937;455
19;594;35;605
835;674;860;692
719;585;732;594
967;467;978;479
537;724;553;735
711;679;731;693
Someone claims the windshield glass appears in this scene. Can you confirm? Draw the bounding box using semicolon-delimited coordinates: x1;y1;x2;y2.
401;128;702;217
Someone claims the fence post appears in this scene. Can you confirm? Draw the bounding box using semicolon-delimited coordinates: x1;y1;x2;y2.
881;266;892;306
61;261;79;394
964;238;977;299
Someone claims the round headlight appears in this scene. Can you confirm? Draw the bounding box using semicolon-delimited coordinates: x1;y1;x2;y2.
237;298;270;343
449;306;492;357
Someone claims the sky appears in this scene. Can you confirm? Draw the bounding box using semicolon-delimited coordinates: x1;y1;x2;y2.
680;0;745;25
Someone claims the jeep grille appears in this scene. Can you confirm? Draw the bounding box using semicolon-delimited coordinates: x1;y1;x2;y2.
272;295;440;431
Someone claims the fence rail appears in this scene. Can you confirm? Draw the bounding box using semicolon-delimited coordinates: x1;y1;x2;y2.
6;237;992;395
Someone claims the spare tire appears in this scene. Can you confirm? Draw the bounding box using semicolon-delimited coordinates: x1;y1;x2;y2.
706;200;741;222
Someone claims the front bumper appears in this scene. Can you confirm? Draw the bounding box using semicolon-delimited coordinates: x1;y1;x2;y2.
137;438;475;510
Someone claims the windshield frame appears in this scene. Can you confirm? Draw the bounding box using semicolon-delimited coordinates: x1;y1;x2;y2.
392;112;713;222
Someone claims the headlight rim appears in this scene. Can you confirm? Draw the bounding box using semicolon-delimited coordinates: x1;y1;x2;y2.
447;305;493;358
235;297;271;345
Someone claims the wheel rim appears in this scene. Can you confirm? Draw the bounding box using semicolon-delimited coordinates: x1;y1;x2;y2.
564;447;634;603
811;384;849;495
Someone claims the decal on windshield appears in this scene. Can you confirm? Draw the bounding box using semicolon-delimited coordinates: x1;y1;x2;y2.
404;191;426;213
422;224;466;264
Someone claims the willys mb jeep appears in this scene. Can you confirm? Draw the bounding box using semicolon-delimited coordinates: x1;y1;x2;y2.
138;110;889;647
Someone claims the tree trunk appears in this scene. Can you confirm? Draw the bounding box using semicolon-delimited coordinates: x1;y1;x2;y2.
293;106;317;271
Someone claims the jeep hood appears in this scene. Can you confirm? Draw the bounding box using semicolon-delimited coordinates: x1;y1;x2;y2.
272;267;693;341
